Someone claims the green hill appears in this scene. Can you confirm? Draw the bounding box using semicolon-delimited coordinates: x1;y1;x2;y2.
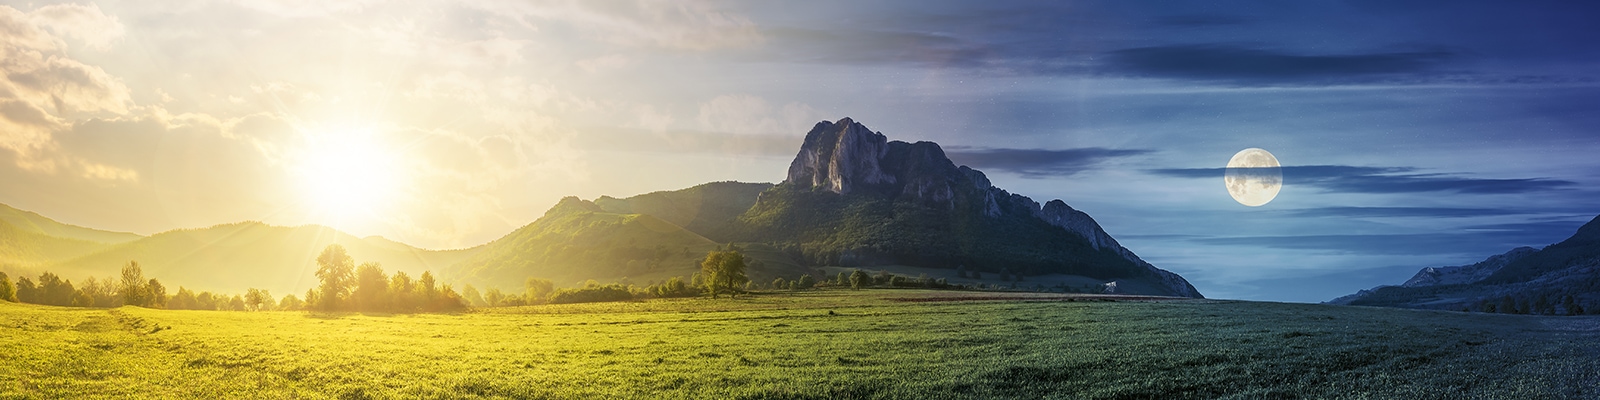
0;203;141;244
45;221;478;295
0;220;111;271
446;197;809;291
593;181;772;242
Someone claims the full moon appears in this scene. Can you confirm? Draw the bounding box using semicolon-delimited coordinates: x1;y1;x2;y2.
1224;148;1282;207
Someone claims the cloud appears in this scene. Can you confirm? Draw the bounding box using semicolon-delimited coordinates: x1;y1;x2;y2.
1282;207;1525;218
0;5;135;180
1155;15;1253;27
26;3;125;50
695;94;821;136
469;0;763;51
945;147;1153;177
1147;165;1576;194
1102;44;1455;85
1192;231;1571;256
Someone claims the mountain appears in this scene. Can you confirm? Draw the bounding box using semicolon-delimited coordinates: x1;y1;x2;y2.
0;203;143;273
593;181;773;243
1328;215;1600;312
45;221;478;296
0;203;141;245
445;197;811;291
739;118;1200;297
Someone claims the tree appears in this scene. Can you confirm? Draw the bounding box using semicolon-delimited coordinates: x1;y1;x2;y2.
772;278;786;290
304;289;320;312
16;277;37;303
700;250;749;299
1562;295;1581;316
955;265;967;279
461;284;487;307
245;288;271;311
352;262;390;311
314;244;356;311
147;279;168;309
38;273;75;306
849;270;867;290
226;295;246;311
1498;296;1516;314
279;294;304;311
121;261;149;307
889;275;904;287
484;288;505;306
523;278;553;304
836;272;849;285
797;274;816;289
72;290;94;307
389;271;415;310
0;272;14;302
170;287;197;310
418;271;439;304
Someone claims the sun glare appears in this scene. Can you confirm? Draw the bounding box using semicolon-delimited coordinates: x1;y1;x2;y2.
291;127;404;222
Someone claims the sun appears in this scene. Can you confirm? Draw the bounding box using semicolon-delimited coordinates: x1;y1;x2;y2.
290;127;405;221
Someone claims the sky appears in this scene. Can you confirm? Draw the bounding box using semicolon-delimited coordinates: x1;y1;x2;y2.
1;0;1597;302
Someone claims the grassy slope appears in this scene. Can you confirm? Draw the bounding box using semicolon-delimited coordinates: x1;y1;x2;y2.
45;222;478;295
448;198;808;291
4;291;1597;399
0;203;141;245
0;220;110;270
594;181;774;243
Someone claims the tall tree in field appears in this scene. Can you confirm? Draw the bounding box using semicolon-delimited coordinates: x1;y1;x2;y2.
352;262;389;311
0;272;14;302
314;244;356;311
700;249;749;299
16;277;37;303
120;261;149;307
849;270;867;290
39;273;75;306
389;271;415;310
147;279;168;308
460;284;486;307
244;288;271;311
418;271;439;304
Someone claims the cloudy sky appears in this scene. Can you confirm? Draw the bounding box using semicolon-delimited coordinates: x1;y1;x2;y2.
2;0;1596;301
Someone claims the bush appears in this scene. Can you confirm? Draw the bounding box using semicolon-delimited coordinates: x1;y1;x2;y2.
548;284;635;304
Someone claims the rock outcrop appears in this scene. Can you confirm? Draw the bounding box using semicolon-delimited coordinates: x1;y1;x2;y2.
781;117;1202;298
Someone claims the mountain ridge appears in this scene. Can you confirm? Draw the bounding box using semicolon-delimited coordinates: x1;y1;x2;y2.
1328;215;1600;312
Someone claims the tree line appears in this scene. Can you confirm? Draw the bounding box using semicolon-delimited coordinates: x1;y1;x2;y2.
0;262;294;310
307;244;466;312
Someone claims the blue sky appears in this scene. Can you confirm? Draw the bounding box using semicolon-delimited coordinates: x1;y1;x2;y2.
1;0;1596;301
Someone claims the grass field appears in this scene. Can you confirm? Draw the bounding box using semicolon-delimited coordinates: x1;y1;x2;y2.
4;289;1599;399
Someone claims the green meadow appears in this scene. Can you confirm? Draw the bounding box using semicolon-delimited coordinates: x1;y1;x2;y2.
5;289;1598;399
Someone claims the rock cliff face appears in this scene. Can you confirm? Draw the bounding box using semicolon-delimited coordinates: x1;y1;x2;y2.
781;117;1201;298
785;118;896;195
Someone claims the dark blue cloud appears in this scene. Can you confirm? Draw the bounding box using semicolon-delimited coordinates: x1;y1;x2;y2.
1282;207;1524;218
1192;231;1572;256
1155;15;1254;27
945;147;1152;177
1102;45;1455;85
1147;165;1576;194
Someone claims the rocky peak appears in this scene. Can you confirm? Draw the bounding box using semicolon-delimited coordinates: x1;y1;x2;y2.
785;118;896;194
543;196;604;218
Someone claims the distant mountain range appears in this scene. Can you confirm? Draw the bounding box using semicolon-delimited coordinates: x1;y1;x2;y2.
1;117;1203;298
1329;214;1600;312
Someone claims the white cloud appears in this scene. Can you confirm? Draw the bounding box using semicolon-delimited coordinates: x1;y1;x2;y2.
469;0;763;51
696;94;821;136
26;3;125;50
0;5;134;180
